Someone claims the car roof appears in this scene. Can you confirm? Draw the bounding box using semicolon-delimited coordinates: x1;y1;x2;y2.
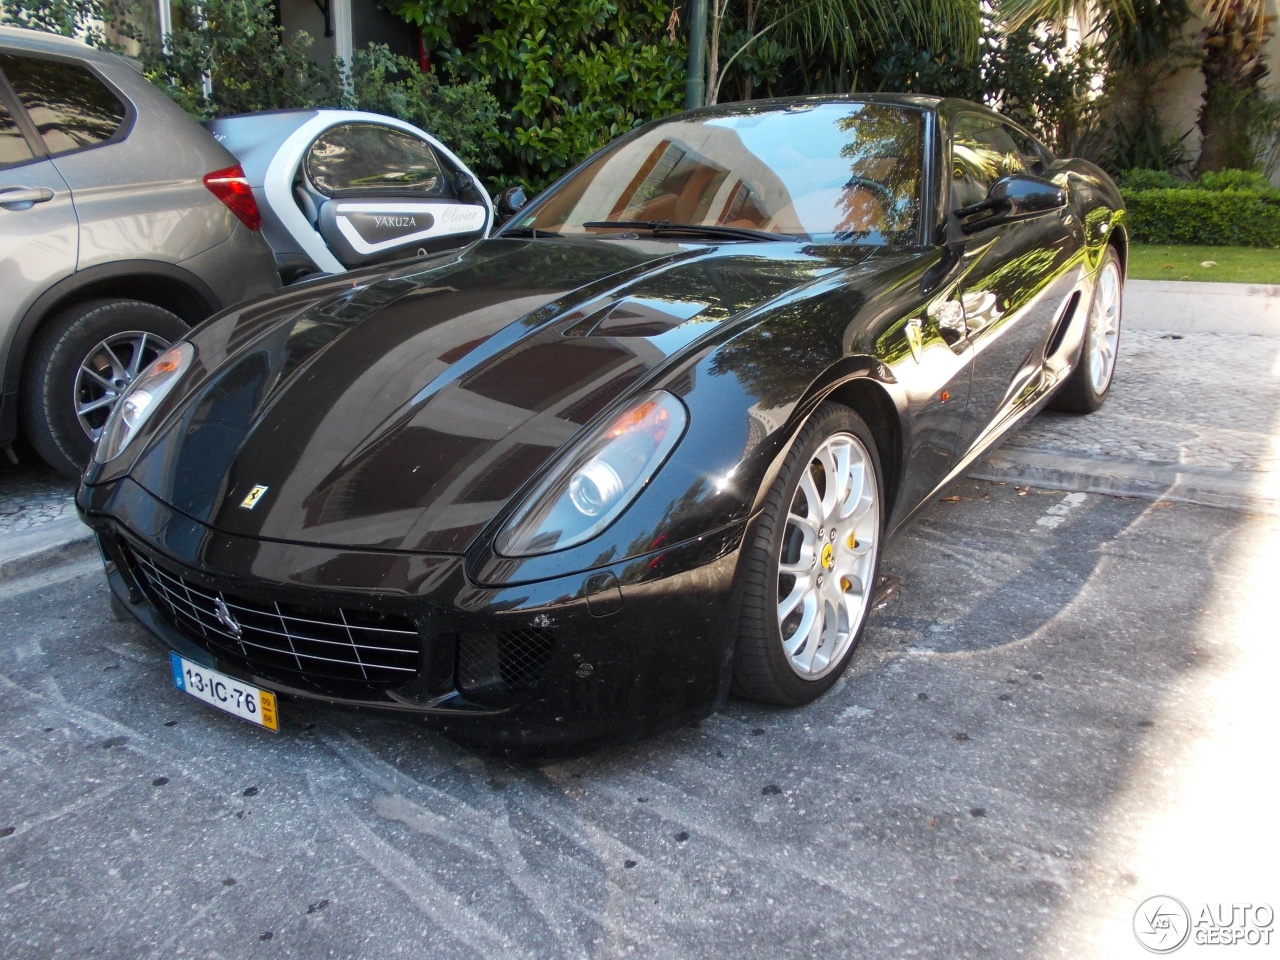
0;25;123;66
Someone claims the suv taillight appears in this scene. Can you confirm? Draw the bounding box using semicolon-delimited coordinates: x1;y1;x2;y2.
203;164;262;231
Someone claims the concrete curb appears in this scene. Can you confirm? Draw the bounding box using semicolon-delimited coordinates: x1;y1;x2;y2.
972;447;1280;516
0;515;96;582
1126;279;1280;337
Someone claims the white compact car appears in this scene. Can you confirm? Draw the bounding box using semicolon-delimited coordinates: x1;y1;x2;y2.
207;109;494;283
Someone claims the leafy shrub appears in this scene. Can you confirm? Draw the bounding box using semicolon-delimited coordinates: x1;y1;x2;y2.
1115;169;1180;190
382;0;687;191
140;0;339;118
0;0;110;46
342;46;501;172
1121;189;1280;246
1193;169;1276;193
863;18;1101;156
1098;110;1193;174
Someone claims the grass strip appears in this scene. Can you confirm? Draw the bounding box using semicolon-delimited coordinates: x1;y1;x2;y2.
1128;244;1280;284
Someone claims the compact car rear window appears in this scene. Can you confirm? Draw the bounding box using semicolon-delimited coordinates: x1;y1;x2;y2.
0;54;126;156
305;123;454;199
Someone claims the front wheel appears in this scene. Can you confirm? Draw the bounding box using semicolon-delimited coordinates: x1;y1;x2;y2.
733;404;884;706
1051;247;1122;414
22;299;188;477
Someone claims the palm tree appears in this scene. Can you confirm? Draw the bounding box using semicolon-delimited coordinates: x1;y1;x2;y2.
999;0;1273;172
704;0;982;104
1195;0;1272;170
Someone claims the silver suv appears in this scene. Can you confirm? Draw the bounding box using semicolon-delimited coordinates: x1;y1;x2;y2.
0;27;280;476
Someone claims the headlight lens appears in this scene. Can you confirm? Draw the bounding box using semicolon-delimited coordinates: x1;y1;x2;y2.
496;391;687;557
93;341;195;464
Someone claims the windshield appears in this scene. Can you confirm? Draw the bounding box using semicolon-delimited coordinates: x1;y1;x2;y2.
515;102;925;245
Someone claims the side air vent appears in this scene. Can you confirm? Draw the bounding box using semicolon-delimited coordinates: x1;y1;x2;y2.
456;628;556;702
1045;291;1081;360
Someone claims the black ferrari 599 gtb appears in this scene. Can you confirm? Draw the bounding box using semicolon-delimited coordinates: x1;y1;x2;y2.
78;94;1126;752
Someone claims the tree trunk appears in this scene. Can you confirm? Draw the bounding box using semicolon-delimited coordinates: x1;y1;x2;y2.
1196;0;1270;174
707;0;724;104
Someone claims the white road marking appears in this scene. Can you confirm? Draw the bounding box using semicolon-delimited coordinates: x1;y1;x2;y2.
1036;491;1088;530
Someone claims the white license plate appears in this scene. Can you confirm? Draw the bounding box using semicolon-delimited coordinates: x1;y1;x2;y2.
170;653;279;731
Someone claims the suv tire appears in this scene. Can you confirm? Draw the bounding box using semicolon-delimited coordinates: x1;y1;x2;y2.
23;299;188;477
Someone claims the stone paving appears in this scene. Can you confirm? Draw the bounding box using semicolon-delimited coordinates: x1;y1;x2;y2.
974;330;1280;511
0;445;77;537
1005;330;1280;474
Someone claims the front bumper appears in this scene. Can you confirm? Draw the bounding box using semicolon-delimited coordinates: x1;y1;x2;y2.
79;477;749;754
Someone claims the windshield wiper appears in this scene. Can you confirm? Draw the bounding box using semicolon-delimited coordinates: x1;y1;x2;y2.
581;220;797;243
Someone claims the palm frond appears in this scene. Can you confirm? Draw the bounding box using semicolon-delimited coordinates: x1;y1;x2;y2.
996;0;1136;31
770;0;982;64
1198;0;1269;32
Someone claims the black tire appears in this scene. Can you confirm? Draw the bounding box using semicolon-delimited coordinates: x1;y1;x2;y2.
22;299;188;477
1050;246;1123;414
732;403;884;706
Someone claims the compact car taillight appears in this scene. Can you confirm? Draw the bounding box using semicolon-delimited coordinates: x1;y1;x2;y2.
203;164;262;231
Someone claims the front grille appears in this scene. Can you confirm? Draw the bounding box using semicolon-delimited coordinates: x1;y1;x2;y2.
126;547;421;689
456;628;555;700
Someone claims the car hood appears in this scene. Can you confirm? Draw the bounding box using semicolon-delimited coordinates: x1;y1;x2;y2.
122;237;867;553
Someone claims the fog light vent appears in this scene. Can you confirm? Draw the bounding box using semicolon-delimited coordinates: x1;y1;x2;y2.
456;628;555;698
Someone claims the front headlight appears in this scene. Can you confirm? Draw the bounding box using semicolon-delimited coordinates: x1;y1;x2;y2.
496;391;688;557
93;341;195;464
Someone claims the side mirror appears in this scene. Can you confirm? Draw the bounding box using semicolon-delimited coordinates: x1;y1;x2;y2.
496;185;528;220
956;174;1066;233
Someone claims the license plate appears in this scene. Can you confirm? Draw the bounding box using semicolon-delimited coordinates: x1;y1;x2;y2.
170;653;279;731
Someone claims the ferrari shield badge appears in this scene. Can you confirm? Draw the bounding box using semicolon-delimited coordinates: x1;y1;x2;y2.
239;485;269;510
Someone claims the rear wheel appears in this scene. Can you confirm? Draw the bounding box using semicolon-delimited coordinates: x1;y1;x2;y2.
733;404;883;706
1051;247;1122;414
23;299;188;477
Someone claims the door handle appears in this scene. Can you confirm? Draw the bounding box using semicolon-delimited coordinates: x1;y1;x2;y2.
0;186;56;209
905;316;923;363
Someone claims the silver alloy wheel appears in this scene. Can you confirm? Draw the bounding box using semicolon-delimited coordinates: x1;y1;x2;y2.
776;431;880;680
73;330;172;441
1087;258;1122;394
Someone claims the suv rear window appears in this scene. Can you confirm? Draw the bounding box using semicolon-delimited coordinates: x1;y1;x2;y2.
0;54;126;156
0;95;34;168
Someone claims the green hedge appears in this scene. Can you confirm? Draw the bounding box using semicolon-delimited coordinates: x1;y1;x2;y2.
1121;188;1280;247
1116;167;1280;247
384;0;687;191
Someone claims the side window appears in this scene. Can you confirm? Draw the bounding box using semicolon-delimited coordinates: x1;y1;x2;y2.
950;114;1027;211
1003;124;1046;173
305;124;456;200
0;54;126;156
0;91;35;168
